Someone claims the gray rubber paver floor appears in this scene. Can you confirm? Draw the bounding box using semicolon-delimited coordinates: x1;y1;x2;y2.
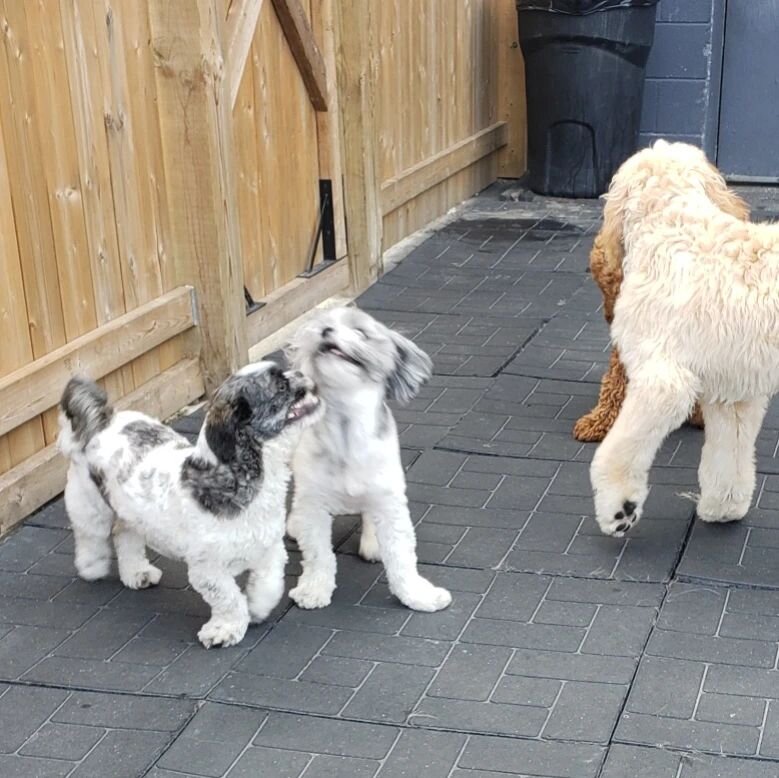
3;182;779;777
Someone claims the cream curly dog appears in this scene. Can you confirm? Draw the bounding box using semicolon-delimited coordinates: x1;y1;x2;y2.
590;141;777;537
573;146;749;442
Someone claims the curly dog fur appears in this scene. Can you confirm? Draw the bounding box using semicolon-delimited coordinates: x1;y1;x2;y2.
589;140;779;536
573;148;750;442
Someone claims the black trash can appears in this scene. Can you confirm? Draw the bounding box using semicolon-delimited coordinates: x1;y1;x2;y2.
517;0;658;198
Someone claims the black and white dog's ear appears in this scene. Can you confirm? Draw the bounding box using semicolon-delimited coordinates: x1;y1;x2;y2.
386;331;433;405
204;391;252;462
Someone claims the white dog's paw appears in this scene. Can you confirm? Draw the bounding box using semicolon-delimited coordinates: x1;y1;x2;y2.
594;491;646;538
120;564;162;590
697;492;751;524
198;617;248;649
76;557;111;582
358;532;381;563
289;577;334;610
396;578;452;612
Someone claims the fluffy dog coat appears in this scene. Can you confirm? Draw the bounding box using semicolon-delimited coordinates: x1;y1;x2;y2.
590;141;779;536
58;362;321;648
286;306;452;612
572;147;750;442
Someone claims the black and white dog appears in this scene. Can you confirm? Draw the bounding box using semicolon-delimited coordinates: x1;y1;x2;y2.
58;362;321;648
286;306;452;612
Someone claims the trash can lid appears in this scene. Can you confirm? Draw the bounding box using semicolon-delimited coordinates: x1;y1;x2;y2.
517;0;658;13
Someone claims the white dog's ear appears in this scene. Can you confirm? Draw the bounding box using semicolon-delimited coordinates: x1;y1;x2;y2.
386;331;433;405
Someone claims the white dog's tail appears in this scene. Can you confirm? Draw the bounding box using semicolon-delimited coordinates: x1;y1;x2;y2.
58;376;113;457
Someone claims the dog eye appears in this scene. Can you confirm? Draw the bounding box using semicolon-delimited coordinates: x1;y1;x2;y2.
355;328;369;339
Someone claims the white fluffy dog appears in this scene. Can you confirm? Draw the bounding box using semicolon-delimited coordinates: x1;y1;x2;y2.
591;140;777;537
58;362;322;648
285;306;452;612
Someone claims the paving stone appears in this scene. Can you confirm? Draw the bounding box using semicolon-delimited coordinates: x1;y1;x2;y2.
18;722;104;761
226;747;310;778
236;623;332;679
459;735;605;778
599;745;682;778
428;644;511;701
377;729;466;778
342;663;435;723
0;685;69;752
70;729;171;778
22;655;163;692
0;755;73;778
323;631;449;667
542;681;626;743
210;672;353;714
301;754;379;778
254;712;398;759
677;514;779;588
300;655;373;687
0;527;69;572
0;625;69;680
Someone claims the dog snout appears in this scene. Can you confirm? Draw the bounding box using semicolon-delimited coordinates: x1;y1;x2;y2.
321;327;334;339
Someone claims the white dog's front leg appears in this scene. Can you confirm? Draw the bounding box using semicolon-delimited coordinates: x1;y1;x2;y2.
113;520;162;590
366;497;451;612
288;502;337;610
591;373;694;537
188;567;250;649
697;397;768;523
246;543;287;622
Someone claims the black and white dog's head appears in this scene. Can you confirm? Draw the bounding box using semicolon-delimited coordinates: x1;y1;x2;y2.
202;361;322;463
286;306;432;405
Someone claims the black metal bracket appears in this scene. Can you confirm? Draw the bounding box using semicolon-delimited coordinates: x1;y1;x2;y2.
298;179;340;279
244;286;265;315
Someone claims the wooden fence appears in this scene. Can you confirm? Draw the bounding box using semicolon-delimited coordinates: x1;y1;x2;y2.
0;0;526;532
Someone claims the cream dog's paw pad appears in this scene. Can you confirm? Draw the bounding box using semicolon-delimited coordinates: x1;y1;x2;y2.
595;493;645;537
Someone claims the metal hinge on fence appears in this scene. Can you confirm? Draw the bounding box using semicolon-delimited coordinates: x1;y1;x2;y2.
299;179;339;279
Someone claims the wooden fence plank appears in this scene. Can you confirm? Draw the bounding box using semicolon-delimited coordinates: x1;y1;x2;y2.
149;0;248;393
0;356;204;536
246;260;349;347
0;287;196;438
380;121;508;215
335;0;382;292
225;0;265;109
270;0;327;111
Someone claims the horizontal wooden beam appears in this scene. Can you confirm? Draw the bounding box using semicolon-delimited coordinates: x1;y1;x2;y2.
246;260;349;347
0;286;196;438
271;0;328;111
226;0;266;110
380;122;509;215
0;357;205;536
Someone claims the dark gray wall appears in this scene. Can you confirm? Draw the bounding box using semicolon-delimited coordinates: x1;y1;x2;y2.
639;0;724;156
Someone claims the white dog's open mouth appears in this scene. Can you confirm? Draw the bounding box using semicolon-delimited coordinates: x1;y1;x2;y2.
287;394;320;421
319;342;363;368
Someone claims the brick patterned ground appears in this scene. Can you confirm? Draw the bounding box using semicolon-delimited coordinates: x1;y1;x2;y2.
3;182;779;777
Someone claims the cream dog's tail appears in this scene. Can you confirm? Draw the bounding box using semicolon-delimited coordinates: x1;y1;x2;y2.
58;376;114;457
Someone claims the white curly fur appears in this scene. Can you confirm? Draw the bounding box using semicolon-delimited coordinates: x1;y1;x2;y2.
590;140;777;536
285;306;452;612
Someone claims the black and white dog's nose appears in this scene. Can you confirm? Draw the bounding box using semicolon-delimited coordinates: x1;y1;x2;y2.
321;327;333;338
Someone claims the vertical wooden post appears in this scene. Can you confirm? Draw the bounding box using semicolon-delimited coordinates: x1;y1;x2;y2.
334;0;382;293
148;0;248;393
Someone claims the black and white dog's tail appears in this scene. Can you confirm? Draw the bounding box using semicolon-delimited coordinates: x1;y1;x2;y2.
58;376;114;457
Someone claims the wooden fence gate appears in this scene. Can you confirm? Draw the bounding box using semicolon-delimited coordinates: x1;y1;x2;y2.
0;0;525;532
